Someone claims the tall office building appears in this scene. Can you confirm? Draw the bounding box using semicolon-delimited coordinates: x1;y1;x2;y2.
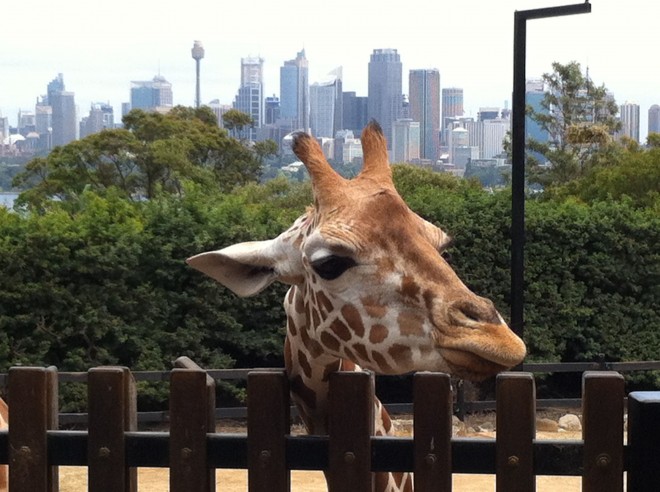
280;49;309;132
619;102;640;143
409;69;440;161
478;107;500;121
0;114;8;143
342;92;368;136
310;67;343;139
648;104;660;137
17;110;36;136
80;102;114;138
130;75;173;112
441;87;464;144
45;74;77;147
368;48;402;150
34;98;52;150
392;119;420;163
232;56;264;141
264;96;280;125
50;91;77;147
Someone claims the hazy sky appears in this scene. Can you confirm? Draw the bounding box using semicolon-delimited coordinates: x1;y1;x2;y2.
2;0;658;139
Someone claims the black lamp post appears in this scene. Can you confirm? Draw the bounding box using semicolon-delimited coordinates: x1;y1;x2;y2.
510;2;591;352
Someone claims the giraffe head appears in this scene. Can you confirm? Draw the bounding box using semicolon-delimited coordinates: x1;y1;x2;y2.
188;122;525;381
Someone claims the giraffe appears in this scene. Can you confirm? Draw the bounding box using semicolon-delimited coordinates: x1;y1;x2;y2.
0;397;7;492
187;121;526;491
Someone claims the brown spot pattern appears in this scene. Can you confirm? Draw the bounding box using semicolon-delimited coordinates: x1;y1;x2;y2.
352;343;370;364
287;315;298;336
369;324;389;344
341;304;365;337
297;350;312;379
320;332;340;352
294;289;305;314
322;360;340;382
398;311;426;337
340;358;357;371
329;317;351;341
306;338;324;358
388;344;414;367
343;345;357;363
311;306;321;328
316;290;334;315
399;275;421;299
364;303;387;319
371;351;393;373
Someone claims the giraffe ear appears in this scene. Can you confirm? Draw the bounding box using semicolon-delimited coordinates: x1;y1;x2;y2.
187;240;282;297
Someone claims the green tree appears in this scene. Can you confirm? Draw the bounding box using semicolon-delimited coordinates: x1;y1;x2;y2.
252;139;279;165
222;109;254;140
527;61;620;187
551;143;660;208
13;107;263;208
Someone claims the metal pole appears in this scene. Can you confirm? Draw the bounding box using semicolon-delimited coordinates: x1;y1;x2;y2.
510;2;591;349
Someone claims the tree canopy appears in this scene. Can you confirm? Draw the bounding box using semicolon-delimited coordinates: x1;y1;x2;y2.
527;61;621;187
13;106;265;208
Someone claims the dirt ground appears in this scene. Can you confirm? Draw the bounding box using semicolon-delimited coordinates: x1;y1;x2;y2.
56;414;585;491
57;467;582;491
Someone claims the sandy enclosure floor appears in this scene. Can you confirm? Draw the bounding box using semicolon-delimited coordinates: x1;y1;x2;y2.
57;467;582;491
56;426;586;491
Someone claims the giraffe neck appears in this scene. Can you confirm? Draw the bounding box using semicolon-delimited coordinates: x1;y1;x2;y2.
284;285;413;492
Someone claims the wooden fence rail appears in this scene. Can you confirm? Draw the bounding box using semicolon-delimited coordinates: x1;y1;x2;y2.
3;360;660;423
1;363;660;491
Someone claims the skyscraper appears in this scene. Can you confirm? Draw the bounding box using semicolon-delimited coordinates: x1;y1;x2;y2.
392;119;420;163
342;92;368;136
441;87;464;144
264;96;280;125
130;75;173;112
46;74;77;147
368;49;402;150
280;49;309;132
80;102;114;138
310;67;343;139
619;102;640;143
233;56;264;141
408;69;440;161
648;104;660;136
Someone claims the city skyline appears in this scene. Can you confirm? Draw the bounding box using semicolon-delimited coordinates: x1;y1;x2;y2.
2;0;659;141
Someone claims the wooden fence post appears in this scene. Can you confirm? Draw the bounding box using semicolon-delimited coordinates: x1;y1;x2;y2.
582;371;624;491
88;367;137;492
627;391;660;491
8;366;59;492
413;372;452;491
328;371;374;492
496;372;535;492
247;371;290;492
170;359;216;492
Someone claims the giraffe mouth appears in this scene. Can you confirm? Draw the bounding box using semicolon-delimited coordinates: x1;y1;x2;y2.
439;348;510;381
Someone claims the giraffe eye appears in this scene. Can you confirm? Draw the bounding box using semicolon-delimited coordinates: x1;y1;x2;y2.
311;255;357;280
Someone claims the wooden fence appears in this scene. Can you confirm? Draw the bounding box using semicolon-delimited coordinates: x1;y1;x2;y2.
1;359;660;491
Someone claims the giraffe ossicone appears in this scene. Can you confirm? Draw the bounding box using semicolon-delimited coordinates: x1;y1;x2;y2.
188;121;526;491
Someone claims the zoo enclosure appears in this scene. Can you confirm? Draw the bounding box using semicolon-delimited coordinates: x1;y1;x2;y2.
2;358;660;491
